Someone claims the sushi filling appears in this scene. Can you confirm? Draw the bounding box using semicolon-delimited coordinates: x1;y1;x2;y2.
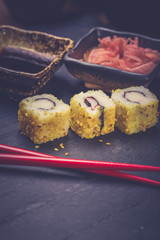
123;90;146;104
31;97;56;110
84;96;99;110
84;96;104;129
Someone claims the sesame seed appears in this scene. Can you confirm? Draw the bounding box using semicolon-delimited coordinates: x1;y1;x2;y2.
54;148;59;151
106;142;111;146
60;143;64;149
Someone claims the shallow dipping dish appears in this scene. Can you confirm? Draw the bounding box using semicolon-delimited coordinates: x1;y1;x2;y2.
0;25;74;98
64;27;160;92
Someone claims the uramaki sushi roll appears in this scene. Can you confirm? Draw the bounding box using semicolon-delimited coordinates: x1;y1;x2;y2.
111;86;159;134
70;90;115;138
18;94;70;144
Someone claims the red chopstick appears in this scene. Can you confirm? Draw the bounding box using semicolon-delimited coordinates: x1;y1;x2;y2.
86;170;160;186
1;153;160;171
0;144;51;158
0;144;160;186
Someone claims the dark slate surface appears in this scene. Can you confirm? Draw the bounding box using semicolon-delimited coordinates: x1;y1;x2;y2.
0;14;160;240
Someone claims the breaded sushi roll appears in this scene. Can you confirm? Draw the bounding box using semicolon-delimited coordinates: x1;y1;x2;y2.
70;90;115;138
18;94;70;144
111;86;159;134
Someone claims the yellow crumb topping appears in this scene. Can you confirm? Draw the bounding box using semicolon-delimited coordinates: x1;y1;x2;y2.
112;89;121;93
35;145;40;149
18;95;70;144
70;96;115;139
54;148;59;151
60;143;64;149
114;101;159;134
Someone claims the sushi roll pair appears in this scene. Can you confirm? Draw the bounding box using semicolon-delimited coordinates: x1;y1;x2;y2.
18;90;116;143
70;86;159;137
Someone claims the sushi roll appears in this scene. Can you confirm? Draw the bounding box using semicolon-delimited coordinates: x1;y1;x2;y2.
18;94;70;144
111;86;159;134
70;90;115;138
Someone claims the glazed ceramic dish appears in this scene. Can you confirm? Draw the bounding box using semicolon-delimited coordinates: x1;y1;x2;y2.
64;27;160;92
0;25;74;99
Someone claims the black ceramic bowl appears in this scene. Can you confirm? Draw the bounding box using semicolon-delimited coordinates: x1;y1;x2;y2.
0;25;74;99
64;27;160;92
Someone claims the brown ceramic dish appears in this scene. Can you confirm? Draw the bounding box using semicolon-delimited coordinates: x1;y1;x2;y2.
64;27;160;92
0;25;74;99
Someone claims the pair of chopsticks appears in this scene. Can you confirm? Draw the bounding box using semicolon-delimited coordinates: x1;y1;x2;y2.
0;143;160;186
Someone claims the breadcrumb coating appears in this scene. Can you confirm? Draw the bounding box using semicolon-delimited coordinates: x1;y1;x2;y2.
18;94;70;144
111;86;159;134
